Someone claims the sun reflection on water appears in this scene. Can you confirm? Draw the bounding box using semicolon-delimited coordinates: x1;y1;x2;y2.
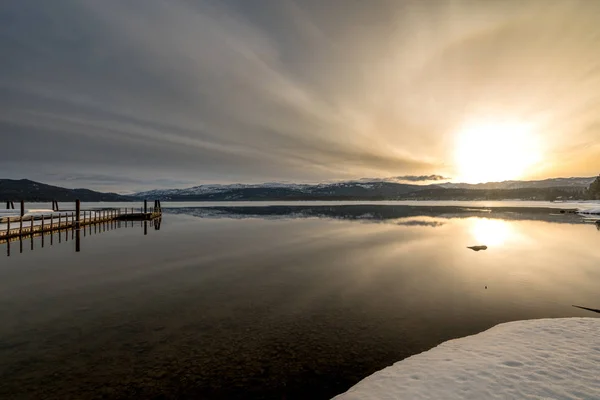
470;218;513;246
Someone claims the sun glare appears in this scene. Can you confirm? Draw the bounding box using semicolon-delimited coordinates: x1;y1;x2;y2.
470;218;512;246
454;121;542;183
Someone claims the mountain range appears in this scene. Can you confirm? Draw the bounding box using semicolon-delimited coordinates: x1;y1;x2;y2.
134;176;597;201
0;179;132;202
0;176;597;202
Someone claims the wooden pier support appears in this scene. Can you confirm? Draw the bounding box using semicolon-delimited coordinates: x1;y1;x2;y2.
76;200;81;228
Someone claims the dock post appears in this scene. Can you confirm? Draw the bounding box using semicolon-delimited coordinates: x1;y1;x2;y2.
50;214;53;230
19;215;23;236
7;218;10;237
41;215;45;232
76;228;81;253
30;215;33;234
20;200;25;217
76;200;81;228
144;200;148;214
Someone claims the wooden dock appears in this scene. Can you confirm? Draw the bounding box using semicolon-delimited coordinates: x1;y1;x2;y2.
0;199;162;242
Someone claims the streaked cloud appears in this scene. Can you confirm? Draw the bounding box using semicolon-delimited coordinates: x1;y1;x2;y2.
1;0;599;190
393;175;450;182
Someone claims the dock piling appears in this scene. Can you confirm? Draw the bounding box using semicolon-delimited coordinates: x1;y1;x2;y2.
76;200;81;228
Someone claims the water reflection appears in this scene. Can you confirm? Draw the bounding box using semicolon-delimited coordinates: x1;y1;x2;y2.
166;204;596;227
0;207;599;399
470;218;512;246
1;218;162;257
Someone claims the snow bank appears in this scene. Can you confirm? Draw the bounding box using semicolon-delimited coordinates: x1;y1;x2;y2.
333;318;600;400
578;207;600;215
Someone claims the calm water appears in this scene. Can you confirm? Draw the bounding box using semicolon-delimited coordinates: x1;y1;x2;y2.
1;205;599;399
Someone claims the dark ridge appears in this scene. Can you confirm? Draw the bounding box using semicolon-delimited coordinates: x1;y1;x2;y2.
0;179;134;202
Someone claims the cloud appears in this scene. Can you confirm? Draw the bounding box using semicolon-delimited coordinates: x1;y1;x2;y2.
1;0;599;189
393;175;450;182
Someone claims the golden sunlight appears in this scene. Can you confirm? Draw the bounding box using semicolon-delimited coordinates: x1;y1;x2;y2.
470;218;512;246
454;121;542;183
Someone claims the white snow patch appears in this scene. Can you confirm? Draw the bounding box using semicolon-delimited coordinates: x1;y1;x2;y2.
333;318;600;400
578;207;600;215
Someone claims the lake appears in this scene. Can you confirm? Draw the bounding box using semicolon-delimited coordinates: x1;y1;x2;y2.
1;203;599;399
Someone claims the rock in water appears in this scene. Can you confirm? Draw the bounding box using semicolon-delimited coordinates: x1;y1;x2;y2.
467;245;488;251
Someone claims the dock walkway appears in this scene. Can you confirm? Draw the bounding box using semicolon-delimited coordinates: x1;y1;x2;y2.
1;200;162;242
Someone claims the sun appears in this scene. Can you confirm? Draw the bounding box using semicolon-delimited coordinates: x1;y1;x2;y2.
454;121;542;183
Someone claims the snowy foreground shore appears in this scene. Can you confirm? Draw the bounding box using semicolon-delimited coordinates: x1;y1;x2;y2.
333;318;599;400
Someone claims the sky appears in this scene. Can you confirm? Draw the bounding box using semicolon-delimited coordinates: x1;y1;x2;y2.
1;0;600;192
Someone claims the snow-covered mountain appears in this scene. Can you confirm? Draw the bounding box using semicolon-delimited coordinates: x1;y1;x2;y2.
133;180;427;200
134;182;314;198
132;176;597;201
438;177;596;190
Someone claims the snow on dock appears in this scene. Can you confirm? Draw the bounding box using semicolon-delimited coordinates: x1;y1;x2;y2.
333;318;600;400
0;200;162;241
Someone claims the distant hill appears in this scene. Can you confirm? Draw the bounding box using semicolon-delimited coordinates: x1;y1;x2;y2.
135;181;429;201
0;179;133;202
587;176;600;200
1;176;596;203
438;177;596;190
134;176;596;201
